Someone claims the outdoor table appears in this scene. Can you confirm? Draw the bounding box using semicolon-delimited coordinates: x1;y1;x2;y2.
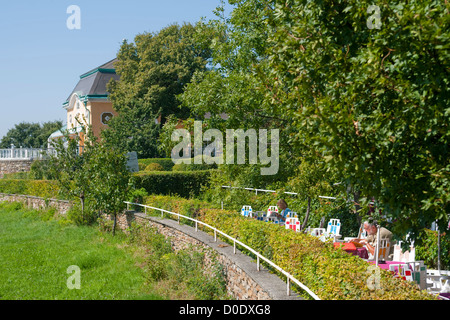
334;242;369;259
368;261;403;270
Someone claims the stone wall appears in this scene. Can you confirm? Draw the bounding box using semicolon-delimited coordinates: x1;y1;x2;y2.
0;193;72;215
111;211;302;301
0;159;33;177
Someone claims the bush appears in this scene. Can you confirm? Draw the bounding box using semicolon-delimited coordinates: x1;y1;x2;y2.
0;179;59;199
415;229;450;270
143;194;435;300
66;203;98;226
30;160;57;180
145;163;164;171
172;155;217;171
1;172;32;179
132;170;214;198
138;158;175;171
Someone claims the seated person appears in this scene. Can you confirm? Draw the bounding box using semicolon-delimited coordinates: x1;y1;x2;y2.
349;221;370;246
353;222;393;257
275;199;291;222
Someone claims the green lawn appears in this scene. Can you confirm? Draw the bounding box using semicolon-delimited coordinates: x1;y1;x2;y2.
0;202;163;300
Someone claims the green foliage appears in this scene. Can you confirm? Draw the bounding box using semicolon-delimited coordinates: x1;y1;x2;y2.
1;172;32;180
107;23;212;120
179;0;450;247
128;222;229;299
172;161;216;172
0;179;59;199
102;23;214;158
66;202;98;226
138;158;174;171
101;103;162;159
128;187;148;204
415;229;450;270
145;163;164;172
0;120;62;148
30;160;59;180
143;194;435;300
132;170;214;198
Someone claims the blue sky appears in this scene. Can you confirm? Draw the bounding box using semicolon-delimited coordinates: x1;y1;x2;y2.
0;0;231;141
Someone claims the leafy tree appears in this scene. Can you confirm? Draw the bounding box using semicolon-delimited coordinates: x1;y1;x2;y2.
180;4;299;191
180;0;449;246
49;123;131;233
0;121;62;149
101;100;161;158
89;144;131;236
103;23;213;157
258;0;449;245
48;127;95;224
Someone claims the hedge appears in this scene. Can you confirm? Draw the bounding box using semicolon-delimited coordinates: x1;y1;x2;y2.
138;158;175;171
131;170;214;198
143;195;436;300
0;179;60;199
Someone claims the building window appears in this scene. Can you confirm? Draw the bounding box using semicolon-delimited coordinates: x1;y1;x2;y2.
101;112;113;125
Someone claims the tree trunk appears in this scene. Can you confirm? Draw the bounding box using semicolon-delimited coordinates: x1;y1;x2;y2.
301;197;311;231
353;190;362;226
112;214;117;236
80;194;85;223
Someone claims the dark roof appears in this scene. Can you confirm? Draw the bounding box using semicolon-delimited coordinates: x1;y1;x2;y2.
64;58;120;105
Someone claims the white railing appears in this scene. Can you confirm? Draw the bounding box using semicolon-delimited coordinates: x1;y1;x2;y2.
0;148;54;160
221;185;337;199
124;201;321;300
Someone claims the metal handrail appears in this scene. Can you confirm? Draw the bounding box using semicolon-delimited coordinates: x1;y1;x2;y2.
124;201;321;300
221;185;337;200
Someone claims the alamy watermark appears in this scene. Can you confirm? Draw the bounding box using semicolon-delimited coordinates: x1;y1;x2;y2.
66;5;81;30
171;121;279;176
367;5;381;29
66;265;81;289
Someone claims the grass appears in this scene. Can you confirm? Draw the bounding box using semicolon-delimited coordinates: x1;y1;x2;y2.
0;201;230;300
0;202;162;300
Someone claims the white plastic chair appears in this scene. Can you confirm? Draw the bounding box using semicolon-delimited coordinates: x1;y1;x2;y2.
241;205;252;217
285;216;301;232
309;228;326;237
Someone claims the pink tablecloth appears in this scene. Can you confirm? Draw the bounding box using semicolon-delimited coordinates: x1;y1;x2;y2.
369;261;404;270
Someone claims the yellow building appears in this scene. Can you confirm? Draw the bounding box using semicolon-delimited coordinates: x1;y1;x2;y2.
49;59;119;147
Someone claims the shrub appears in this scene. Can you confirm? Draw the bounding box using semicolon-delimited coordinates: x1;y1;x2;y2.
172;155;217;171
415;229;450;270
30;160;57;180
143;194;436;300
132;170;214;198
0;179;59;199
66;203;98;226
138;158;175;171
145;163;164;172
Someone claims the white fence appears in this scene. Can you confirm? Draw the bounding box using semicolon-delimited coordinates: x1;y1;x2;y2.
221;185;337;199
0;148;54;160
124;201;321;300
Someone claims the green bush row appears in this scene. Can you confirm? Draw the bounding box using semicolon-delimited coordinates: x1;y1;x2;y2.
0;179;60;199
142;194;435;300
131;170;214;198
138;157;218;172
138;158;175;171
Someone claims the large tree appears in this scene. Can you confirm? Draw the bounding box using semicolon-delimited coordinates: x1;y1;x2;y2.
103;23;213;158
180;0;449;245
0;121;62;149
